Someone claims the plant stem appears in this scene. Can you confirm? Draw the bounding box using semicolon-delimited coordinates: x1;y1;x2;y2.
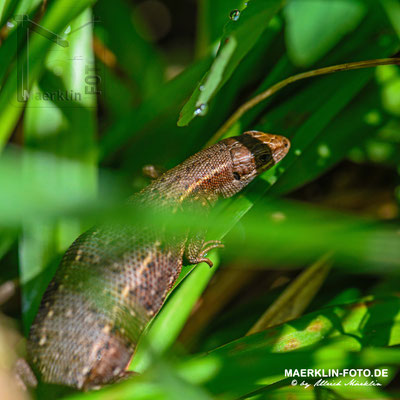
206;57;400;147
247;252;333;336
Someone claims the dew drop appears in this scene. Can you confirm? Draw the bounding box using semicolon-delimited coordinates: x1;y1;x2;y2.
229;9;240;21
194;103;208;117
64;25;71;35
6;21;14;28
317;143;330;158
294;149;302;156
199;84;205;91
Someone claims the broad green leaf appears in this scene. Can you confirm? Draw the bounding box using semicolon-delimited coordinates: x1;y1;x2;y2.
284;0;366;67
197;296;400;397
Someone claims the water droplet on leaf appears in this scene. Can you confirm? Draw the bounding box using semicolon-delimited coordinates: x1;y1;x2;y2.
6;21;14;28
229;9;240;21
317;144;330;158
64;25;71;35
194;103;208;117
199;85;205;91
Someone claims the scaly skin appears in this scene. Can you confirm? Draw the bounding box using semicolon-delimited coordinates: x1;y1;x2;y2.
26;131;290;390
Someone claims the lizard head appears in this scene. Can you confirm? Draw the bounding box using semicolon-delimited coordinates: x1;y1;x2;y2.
219;131;290;197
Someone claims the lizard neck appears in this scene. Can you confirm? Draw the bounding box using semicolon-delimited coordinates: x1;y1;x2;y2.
142;142;233;205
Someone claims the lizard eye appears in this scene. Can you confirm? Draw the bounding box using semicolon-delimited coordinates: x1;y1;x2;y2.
233;172;240;180
258;154;269;163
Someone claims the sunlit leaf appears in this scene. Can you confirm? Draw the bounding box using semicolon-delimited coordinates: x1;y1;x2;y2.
19;7;98;332
178;0;284;126
284;0;366;67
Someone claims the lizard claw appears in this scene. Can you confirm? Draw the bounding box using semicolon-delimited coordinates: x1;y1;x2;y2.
199;240;224;257
185;240;224;267
194;257;214;268
199;240;224;267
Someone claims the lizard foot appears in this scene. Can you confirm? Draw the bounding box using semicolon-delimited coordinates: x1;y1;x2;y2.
187;240;224;268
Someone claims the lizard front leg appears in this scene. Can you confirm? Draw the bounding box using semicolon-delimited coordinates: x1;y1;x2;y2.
184;232;224;268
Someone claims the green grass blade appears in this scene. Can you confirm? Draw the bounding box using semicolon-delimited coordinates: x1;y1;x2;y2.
94;0;164;100
18;7;97;332
178;0;284;126
197;296;400;397
284;0;366;67
247;253;333;335
0;0;18;27
99;56;212;160
0;0;97;151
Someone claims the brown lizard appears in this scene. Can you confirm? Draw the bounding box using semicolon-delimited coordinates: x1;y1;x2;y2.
22;131;290;390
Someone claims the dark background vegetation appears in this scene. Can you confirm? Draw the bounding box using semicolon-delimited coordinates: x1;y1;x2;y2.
0;0;400;398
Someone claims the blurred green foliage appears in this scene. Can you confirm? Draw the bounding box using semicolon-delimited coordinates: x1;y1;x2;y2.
0;0;399;399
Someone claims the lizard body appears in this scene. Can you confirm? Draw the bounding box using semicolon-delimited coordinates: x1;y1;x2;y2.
26;131;290;390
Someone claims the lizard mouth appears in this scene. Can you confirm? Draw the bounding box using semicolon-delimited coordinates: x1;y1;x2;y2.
271;138;291;164
242;130;291;166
